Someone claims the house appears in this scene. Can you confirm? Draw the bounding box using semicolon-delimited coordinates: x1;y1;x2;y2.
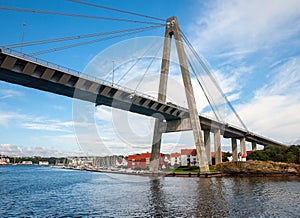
116;157;128;167
170;152;181;167
127;152;164;169
181;149;198;167
38;161;49;166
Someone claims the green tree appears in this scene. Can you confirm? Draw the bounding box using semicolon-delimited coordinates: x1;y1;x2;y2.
247;150;269;161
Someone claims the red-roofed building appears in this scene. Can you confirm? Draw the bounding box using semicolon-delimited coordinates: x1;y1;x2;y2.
246;150;253;155
211;152;225;158
127;152;164;169
170;152;181;167
181;149;198;166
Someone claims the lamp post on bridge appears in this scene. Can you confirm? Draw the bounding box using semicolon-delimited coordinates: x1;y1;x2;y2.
20;23;26;55
112;61;115;86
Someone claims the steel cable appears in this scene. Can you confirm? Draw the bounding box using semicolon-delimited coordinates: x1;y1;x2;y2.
0;6;163;25
69;0;165;22
29;25;164;56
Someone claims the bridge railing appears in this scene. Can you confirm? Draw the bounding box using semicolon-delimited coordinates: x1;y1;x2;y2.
0;47;189;112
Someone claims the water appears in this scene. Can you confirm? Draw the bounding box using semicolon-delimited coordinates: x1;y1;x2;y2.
0;165;299;217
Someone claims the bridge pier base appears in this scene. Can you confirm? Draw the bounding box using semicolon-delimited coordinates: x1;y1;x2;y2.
231;138;238;161
240;137;246;157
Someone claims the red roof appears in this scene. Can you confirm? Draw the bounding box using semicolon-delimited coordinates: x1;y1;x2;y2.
170;152;181;158
211;152;225;157
127;152;163;161
181;149;197;155
247;150;252;155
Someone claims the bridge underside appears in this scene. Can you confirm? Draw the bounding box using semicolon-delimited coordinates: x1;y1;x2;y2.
0;50;285;149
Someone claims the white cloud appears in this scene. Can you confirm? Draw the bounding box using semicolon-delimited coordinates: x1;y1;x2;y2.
22;120;74;133
0;111;27;126
234;58;300;143
0;89;23;99
183;0;300;145
0;143;85;157
191;0;300;56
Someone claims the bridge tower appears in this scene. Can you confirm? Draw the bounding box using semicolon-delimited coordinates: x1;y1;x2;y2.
149;16;209;173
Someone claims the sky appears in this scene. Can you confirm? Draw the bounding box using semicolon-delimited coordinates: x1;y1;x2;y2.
0;0;300;157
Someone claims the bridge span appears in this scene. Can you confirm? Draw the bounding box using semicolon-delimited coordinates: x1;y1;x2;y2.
0;48;285;164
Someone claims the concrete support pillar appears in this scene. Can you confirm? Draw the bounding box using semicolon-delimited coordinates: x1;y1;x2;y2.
231;138;238;161
240;137;246;157
151;16;209;172
252;142;257;151
173;17;208;172
149;120;163;173
204;130;211;165
149;18;172;174
214;129;222;165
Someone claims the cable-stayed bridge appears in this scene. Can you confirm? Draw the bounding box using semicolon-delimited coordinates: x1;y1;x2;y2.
0;2;286;172
0;48;284;165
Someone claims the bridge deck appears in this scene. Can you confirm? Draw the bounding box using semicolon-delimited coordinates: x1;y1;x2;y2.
0;48;285;147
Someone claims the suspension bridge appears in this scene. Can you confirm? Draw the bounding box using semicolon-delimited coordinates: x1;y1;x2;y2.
0;1;285;172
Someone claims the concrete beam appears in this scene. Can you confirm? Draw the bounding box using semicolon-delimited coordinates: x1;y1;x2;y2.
165;118;191;132
1;56;16;70
41;69;55;80
231;138;238;161
214;129;222;165
23;63;36;75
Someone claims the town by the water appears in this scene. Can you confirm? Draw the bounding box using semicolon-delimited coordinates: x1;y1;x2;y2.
2;145;300;177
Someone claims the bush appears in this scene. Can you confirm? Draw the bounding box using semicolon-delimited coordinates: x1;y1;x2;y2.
247;145;300;164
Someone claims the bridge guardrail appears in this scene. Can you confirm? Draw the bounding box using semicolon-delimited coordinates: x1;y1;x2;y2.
1;47;190;112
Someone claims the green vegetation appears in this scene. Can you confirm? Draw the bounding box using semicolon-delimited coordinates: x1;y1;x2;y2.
171;166;200;173
214;160;300;176
247;145;300;164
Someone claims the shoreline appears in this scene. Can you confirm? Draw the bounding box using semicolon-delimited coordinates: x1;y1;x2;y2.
51;161;300;178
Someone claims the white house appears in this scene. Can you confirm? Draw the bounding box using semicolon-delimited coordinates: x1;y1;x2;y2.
170;152;181;167
180;149;198;167
116;158;128;167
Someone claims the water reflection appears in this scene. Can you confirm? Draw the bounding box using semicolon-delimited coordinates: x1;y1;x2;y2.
1;166;299;217
148;178;168;217
194;178;229;217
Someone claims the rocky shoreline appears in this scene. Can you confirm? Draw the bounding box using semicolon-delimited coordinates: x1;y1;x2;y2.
52;160;300;178
214;160;300;177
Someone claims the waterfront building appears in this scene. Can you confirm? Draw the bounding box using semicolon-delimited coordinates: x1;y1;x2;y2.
0;156;10;165
38;161;49;166
180;149;198;167
127;152;165;169
170;152;181;167
22;161;33;165
115;158;128;167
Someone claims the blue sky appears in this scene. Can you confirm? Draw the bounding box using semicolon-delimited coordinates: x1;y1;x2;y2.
0;0;300;157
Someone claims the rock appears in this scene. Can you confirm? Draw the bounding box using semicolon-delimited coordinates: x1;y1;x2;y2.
214;160;300;176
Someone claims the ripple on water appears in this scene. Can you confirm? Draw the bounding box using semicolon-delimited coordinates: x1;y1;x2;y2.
0;166;299;217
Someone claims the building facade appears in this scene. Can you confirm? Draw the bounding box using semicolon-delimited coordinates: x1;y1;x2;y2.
127;153;165;169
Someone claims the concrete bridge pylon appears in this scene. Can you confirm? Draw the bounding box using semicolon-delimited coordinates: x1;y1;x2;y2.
149;16;209;173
